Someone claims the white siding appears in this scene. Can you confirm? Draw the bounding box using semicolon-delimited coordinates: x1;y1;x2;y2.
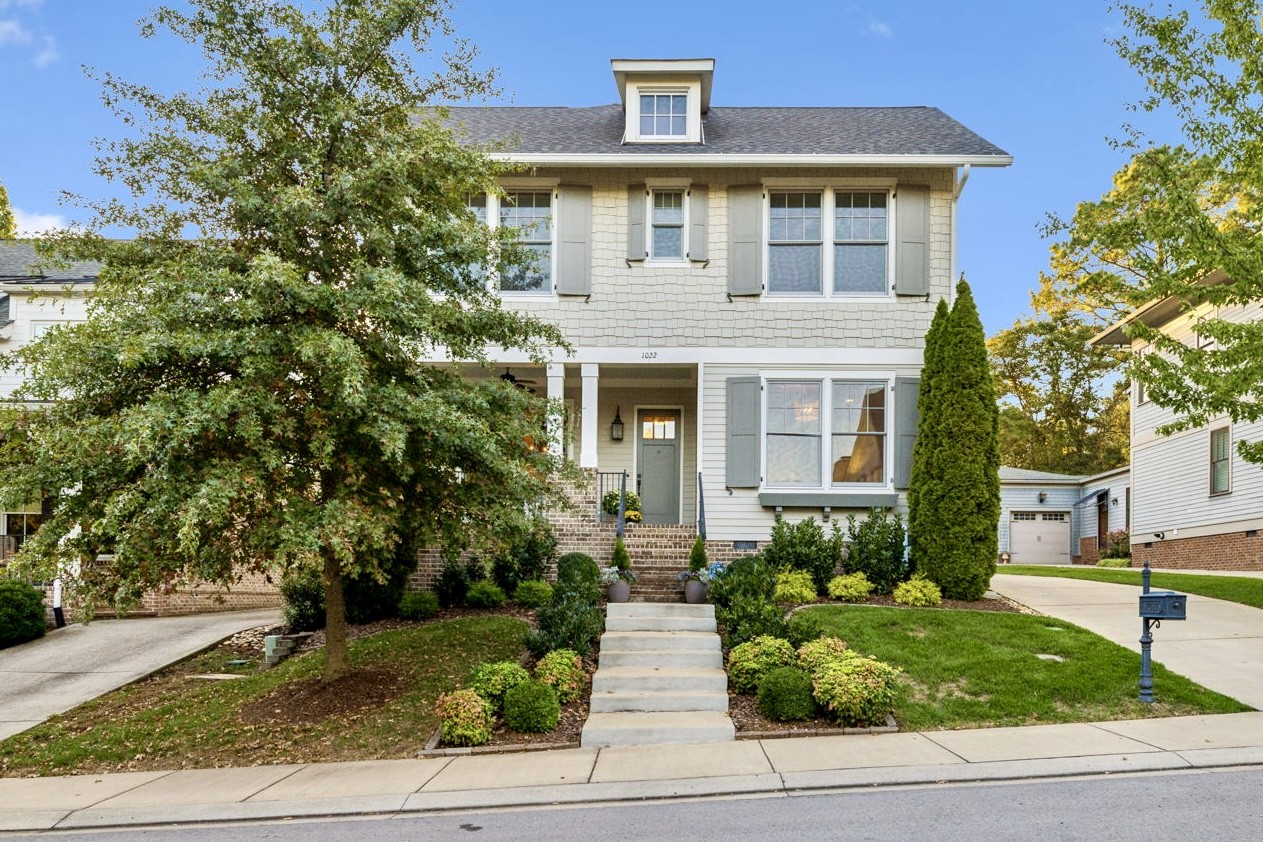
1075;472;1131;545
0;290;90;398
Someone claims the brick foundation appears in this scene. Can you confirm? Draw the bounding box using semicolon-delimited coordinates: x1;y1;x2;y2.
1076;536;1101;566
1132;530;1263;571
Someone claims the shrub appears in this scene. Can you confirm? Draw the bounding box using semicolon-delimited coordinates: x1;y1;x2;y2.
757;667;817;721
796;636;852;675
727;635;797;693
555;552;601;603
513;580;553;609
280;567;325;632
0;580;46;649
762;516;842;594
845;509;907;594
893;575;943;607
787;611;826;648
773;570;817;605
434;689;495;747
1097;557;1131;568
1100;529;1131;561
601;489;641;516
812;655;901;727
609;537;635;582
502;679;560;733
465;581;507;609
709;555;789;646
398;590;439;621
827;572;874;603
342;538;417;625
534;649;585;704
467;661;531;710
719;597;789;647
491;516;558;593
434;557;472;608
688;535;709;575
525;593;604;657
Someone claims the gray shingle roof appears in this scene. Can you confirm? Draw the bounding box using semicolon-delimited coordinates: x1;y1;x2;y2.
442;104;1009;159
1000;466;1087;484
0;242;99;285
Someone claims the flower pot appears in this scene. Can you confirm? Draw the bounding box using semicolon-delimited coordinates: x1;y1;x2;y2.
607;580;631;603
684;579;708;604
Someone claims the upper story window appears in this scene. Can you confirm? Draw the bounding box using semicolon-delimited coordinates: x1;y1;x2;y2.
767;189;892;297
1210;426;1231;495
498;190;553;294
640;93;688;137
651;190;685;260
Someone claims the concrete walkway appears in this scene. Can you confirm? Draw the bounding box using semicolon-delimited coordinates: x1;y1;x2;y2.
0;608;280;741
991;573;1263;708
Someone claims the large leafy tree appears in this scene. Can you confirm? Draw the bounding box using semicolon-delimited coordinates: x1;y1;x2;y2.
0;0;566;683
988;311;1129;475
1041;0;1263;463
909;280;1000;600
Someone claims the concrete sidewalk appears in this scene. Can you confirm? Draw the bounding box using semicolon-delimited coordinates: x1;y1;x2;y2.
0;608;280;742
991;573;1263;708
2;712;1262;831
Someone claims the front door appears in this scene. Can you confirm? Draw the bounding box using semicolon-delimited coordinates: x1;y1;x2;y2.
637;409;680;525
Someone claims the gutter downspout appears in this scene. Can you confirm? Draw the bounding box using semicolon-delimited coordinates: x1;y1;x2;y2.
950;164;971;307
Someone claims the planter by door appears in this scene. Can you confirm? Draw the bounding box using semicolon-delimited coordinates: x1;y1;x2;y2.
683;580;707;604
607;580;631;603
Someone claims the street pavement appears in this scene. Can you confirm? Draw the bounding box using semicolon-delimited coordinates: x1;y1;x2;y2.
2;572;1262;833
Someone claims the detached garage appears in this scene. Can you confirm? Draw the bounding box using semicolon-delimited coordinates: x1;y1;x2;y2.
998;467;1085;566
1008;511;1071;564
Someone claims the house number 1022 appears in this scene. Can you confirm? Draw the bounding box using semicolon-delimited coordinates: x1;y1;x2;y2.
641;352;658;359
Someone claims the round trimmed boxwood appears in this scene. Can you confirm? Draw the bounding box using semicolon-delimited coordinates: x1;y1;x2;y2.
727;635;796;694
0;580;46;649
503;679;560;732
465;580;506;609
757;666;817;721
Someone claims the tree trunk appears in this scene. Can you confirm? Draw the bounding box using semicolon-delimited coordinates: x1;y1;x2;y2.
322;546;350;683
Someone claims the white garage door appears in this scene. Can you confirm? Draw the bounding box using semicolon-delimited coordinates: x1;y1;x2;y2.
1010;511;1071;564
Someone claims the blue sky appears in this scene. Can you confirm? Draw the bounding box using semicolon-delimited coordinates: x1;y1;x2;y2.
0;0;1185;334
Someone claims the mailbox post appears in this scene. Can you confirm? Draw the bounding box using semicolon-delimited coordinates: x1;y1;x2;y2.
1137;560;1187;703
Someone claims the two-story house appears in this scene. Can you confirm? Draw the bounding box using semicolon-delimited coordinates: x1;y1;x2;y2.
426;58;1010;587
1093;270;1263;570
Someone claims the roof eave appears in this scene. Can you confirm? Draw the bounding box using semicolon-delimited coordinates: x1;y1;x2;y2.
1089;268;1232;347
491;152;1014;168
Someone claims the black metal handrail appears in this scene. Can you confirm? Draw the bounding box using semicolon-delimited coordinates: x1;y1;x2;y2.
696;471;707;539
596;470;631;536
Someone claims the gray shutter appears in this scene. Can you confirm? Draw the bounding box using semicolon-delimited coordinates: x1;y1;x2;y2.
895;184;929;296
893;376;919;489
627;184;647;262
687;185;708;262
556;185;591;295
727;185;763;295
726;376;762;487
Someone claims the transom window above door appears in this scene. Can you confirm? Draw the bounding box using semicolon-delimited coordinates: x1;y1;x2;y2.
642;415;677;440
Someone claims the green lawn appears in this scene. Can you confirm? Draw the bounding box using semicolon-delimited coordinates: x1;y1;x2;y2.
798;605;1249;732
0;615;527;777
998;565;1263;610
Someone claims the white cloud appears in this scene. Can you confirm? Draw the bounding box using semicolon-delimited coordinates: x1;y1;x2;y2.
32;32;55;66
868;20;893;38
13;208;68;236
0;18;31;45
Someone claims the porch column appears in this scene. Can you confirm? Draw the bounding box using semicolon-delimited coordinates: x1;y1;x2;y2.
696;360;705;532
546;362;565;456
580;363;599;469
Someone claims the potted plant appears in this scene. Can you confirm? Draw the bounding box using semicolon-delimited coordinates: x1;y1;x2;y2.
601;490;641;518
603;537;637;602
678;536;711;604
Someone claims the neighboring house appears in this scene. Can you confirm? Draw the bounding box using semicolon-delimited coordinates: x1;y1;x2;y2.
1094;269;1263;571
425;57;1010;585
998;465;1131;565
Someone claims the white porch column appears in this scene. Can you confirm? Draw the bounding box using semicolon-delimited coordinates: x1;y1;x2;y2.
580;363;599;469
546;362;565;456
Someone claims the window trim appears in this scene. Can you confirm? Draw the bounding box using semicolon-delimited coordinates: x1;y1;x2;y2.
469;186;559;297
762;182;896;300
761;374;892;492
1210;426;1231;496
646;184;690;263
626;82;702;143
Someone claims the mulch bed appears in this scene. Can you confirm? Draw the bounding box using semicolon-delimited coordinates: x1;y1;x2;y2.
239;667;410;725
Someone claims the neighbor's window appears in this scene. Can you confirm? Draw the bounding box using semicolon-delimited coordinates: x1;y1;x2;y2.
833;191;888;293
768;191;822;294
651;190;685;259
1211;426;1231;495
640;93;688;137
499;191;552;292
766;381;822;486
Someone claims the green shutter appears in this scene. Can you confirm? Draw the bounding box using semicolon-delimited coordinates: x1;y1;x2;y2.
895;184;929;297
556;185;591;295
688;185;708;262
726;376;762;487
893;376;919;489
728;185;763;295
627;184;647;262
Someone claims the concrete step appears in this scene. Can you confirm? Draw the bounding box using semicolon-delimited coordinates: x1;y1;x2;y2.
597;648;723;669
600;631;720;652
589;690;729;713
592;667;728;694
604;614;717;632
607;602;715;620
581;711;735;747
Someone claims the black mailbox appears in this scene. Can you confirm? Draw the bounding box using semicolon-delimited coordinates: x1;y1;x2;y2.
1139;591;1187;621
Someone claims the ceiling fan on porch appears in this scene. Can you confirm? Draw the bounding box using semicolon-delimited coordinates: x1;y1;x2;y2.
499;367;539;394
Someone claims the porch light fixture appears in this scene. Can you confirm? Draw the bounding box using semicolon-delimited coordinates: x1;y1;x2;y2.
611;407;625;441
1038;492;1047;503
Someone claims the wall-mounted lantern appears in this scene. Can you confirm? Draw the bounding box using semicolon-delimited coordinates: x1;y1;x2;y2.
1038;492;1047;503
610;406;625;442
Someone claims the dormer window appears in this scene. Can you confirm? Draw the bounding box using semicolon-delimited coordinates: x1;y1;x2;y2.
640;93;688;137
613;58;712;145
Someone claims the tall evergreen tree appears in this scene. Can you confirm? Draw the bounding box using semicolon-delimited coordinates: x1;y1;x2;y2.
909;280;1000;600
906;298;949;574
0;180;15;239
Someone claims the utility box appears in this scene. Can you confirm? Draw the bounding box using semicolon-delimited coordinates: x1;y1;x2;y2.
1139;591;1187;621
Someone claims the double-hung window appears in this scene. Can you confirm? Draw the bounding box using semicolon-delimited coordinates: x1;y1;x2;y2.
651;190;685;260
1211;427;1231;495
834;192;888;293
498;190;553;293
767;189;892;296
768;192;823;294
765;378;888;488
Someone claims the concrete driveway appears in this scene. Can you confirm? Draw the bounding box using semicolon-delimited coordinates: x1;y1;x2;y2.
992;573;1263;709
0;609;279;741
